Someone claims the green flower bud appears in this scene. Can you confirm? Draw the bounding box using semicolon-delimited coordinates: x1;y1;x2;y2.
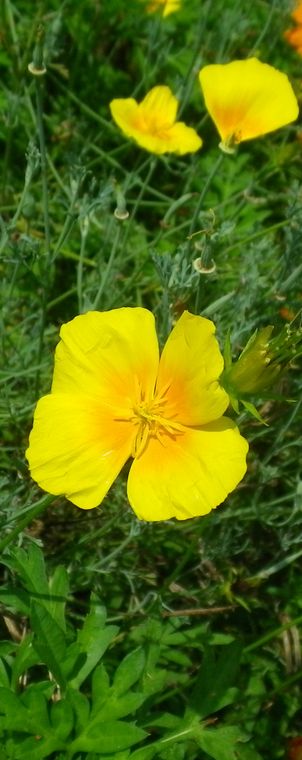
221;321;302;410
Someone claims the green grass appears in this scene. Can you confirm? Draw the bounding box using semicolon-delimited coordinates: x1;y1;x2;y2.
0;0;302;758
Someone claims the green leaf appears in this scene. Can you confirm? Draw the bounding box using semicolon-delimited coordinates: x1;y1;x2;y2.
188;642;242;719
242;400;268;425
113;648;145;695
21;689;50;734
0;587;30;615
11;633;41;691
30;601;67;689
12;734;66;760
90;662;111;715
67;688;90;733
50;699;74;741
70;599;118;689
93;692;145;722
48;565;69;633
196;725;246;760
0;688;29;731
0;659;10;688
4;544;49;602
71;720;147;753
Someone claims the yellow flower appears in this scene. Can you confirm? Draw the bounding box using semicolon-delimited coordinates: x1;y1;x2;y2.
199;58;299;153
109;86;202;155
145;0;181;16
26;309;248;521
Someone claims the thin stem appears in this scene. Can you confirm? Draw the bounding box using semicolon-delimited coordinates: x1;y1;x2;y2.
244;613;302;654
35;77;51;258
187;152;224;241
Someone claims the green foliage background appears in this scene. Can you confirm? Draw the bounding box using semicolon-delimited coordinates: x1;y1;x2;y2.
0;0;302;758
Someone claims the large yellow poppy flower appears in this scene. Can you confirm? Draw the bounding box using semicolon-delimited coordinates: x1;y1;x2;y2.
26;309;248;521
199;58;299;153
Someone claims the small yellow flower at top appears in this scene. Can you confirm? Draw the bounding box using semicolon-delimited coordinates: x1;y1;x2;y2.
144;0;181;17
26;308;248;521
199;58;299;153
109;85;202;155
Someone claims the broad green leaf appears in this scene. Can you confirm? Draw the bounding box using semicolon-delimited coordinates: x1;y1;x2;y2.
234;746;263;759
11;633;41;691
48;565;69;633
91;663;111;713
113;648;145;695
30;601;67;689
0;659;10;688
67;688;90;734
71;720;147;753
11;734;66;760
92;692;145;722
196;725;246;760
0;688;29;731
21;689;50;734
0;587;30;615
130;747;158;760
3;544;49;602
70;600;118;688
188;642;242;718
50;699;74;741
146;713;183;730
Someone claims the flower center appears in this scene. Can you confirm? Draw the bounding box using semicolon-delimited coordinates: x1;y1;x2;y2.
130;382;184;458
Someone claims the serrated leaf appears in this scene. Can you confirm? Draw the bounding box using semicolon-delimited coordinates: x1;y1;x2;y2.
12;734;65;760
30;601;67;689
196;725;246;760
67;688;90;732
21;689;50;734
0;688;29;731
188;642;242;719
50;699;74;740
71;720;147;753
11;633;40;691
93;692;145;722
4;544;49;602
113;648;145;695
70;601;118;689
91;663;111;714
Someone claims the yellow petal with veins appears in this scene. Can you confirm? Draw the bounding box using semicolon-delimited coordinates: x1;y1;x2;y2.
156;311;229;426
127;417;248;521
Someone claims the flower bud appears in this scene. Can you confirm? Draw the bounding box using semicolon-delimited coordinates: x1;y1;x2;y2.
221;321;302;402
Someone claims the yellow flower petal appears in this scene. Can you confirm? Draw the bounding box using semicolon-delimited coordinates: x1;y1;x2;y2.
199;58;299;150
110;86;202;155
138;86;178;127
146;0;181;17
26;394;135;509
52;308;159;412
156;311;229;426
127;418;248;521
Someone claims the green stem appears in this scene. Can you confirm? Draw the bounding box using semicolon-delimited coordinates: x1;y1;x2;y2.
92;224;122;310
0;493;54;554
187;152;224;241
244;613;302;654
35;77;51;258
